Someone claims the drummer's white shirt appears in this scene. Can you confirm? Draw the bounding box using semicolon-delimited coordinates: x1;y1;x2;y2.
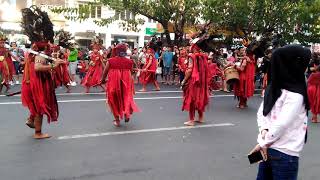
256;89;308;157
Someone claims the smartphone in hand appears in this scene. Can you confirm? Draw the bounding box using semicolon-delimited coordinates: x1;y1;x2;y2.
248;151;264;164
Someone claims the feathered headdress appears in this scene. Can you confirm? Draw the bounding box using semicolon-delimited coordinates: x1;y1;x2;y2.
55;29;73;49
21;5;54;45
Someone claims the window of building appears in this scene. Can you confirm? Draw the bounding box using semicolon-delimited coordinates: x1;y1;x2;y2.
91;6;96;18
79;4;90;19
126;10;131;20
115;10;134;20
79;3;102;19
120;11;125;20
115;10;120;19
97;6;102;18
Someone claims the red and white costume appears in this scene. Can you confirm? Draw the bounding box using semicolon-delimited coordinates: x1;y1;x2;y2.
182;48;210;121
82;48;104;88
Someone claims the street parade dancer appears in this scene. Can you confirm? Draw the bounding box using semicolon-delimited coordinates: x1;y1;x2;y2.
51;45;71;93
139;48;161;92
208;57;222;92
20;6;64;139
178;49;188;84
82;43;105;93
0;32;11;94
181;44;210;126
307;52;320;123
100;43;140;127
234;47;255;109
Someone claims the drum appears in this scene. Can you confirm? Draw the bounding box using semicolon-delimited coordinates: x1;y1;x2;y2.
224;66;239;84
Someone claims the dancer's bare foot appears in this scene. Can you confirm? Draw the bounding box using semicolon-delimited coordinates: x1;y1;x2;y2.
113;120;120;127
85;87;89;93
25;118;35;129
5;85;10;93
184;121;195;126
312;115;318;123
33;133;51;139
138;89;147;92
195;119;204;123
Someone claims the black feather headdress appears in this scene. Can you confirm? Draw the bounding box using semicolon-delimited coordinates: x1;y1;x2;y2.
55;30;73;49
21;5;54;43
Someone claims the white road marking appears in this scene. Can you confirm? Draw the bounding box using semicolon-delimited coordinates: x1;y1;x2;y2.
0;89;263;97
57;123;235;140
0;94;257;105
0;90;184;97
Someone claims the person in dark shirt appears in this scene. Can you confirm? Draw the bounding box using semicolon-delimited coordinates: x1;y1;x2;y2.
259;49;272;97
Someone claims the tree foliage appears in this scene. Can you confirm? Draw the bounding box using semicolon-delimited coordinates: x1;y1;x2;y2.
52;0;202;45
202;0;320;44
52;0;320;46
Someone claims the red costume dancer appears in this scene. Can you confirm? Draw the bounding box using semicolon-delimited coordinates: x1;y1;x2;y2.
208;60;222;92
6;50;15;82
21;43;64;139
52;46;71;92
82;44;104;93
139;48;160;92
0;35;11;93
181;44;210;126
178;49;188;83
20;6;64;139
78;60;87;81
100;44;140;127
234;48;255;109
307;56;320;123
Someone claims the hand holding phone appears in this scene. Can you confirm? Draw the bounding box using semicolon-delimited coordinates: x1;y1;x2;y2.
248;151;264;164
248;144;268;164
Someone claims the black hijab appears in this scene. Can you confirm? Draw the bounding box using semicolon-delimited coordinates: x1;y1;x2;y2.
263;45;311;116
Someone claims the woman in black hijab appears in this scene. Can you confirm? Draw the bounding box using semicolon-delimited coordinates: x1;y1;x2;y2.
250;45;311;180
263;45;310;115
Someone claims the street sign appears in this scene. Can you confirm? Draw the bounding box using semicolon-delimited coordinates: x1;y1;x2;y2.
145;28;157;35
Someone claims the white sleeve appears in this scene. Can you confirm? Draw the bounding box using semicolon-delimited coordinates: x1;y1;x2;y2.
258;93;304;148
257;102;268;132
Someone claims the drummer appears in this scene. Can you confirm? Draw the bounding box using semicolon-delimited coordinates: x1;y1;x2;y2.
233;47;256;109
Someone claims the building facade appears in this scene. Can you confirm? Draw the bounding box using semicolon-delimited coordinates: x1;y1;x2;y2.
0;0;159;48
65;0;159;48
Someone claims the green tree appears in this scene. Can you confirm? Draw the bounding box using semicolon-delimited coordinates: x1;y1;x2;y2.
52;0;203;46
202;0;320;44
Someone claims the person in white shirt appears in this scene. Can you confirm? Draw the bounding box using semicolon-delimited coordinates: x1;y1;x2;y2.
250;45;311;180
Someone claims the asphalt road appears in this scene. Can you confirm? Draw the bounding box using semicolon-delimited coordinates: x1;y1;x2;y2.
0;84;319;180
